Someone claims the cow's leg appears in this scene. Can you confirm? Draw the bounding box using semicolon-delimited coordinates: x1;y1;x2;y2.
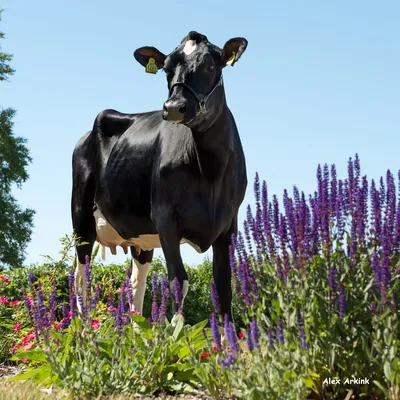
212;217;237;322
129;247;153;314
155;225;189;314
71;136;96;313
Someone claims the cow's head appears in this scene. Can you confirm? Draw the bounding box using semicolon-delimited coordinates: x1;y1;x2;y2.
134;31;247;128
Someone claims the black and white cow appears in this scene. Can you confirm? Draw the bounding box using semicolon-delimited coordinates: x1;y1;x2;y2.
71;31;248;320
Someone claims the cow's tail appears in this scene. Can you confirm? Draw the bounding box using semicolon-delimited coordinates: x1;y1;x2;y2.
101;244;106;261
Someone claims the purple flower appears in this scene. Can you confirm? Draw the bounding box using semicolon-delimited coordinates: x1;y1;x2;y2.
210;280;220;314
173;278;183;311
297;308;308;350
91;282;101;308
210;313;221;351
220;315;238;367
84;255;92;302
28;271;35;286
267;328;274;348
159;288;169;324
245;327;254;351
277;318;284;344
339;282;346;318
22;288;34;325
250;316;260;348
68;266;74;290
151;301;159;323
49;281;57;323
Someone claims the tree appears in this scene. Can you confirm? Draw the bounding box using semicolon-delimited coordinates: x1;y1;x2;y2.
0;9;35;269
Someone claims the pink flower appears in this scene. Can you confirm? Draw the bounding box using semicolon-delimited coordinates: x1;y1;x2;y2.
10;300;20;306
0;275;9;283
24;343;34;351
22;333;35;344
14;323;21;331
12;345;18;352
56;323;61;329
91;320;100;330
0;297;8;304
21;358;28;364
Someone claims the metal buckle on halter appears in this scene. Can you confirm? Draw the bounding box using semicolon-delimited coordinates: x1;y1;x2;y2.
198;100;207;114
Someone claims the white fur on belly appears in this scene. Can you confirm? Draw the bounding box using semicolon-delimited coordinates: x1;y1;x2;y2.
94;208;202;253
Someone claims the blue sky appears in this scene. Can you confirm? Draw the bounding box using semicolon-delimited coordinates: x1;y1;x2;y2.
1;1;399;268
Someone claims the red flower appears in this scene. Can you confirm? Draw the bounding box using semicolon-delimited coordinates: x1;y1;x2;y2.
201;352;210;359
22;332;35;344
91;320;100;330
238;331;244;340
14;323;21;331
10;300;20;306
0;297;8;304
0;275;9;283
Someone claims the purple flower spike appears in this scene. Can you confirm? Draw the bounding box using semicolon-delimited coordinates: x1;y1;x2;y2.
267;328;274;348
159;287;169;324
210;313;221;351
297;308;308;350
68;266;74;290
49;281;57;323
210;280;220;314
246;327;254;351
339;282;346;318
173;278;183;310
84;256;92;302
250;316;260;348
91;282;101;308
151;300;159;323
277;318;284;344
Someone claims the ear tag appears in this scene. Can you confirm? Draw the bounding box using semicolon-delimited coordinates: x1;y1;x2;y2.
226;51;236;66
145;58;158;74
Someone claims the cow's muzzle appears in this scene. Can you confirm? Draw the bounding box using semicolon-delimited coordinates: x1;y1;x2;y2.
162;99;188;122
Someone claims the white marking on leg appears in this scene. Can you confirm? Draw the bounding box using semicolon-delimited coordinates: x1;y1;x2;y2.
74;256;87;313
183;40;197;55
130;258;150;314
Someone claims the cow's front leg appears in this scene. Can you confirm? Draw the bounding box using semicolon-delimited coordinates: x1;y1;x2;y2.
155;219;189;315
212;219;237;322
129;248;153;314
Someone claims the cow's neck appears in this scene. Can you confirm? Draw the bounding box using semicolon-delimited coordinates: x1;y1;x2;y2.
190;100;231;181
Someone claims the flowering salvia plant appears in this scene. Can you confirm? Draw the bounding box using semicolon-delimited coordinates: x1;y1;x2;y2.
10;253;209;397
189;155;400;400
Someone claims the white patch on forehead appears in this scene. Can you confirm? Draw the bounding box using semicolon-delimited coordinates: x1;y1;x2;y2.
183;40;197;55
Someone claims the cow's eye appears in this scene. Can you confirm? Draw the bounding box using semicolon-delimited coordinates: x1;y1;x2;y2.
206;64;215;72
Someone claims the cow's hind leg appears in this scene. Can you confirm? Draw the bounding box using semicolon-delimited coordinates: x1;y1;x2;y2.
71;133;96;313
129;248;153;314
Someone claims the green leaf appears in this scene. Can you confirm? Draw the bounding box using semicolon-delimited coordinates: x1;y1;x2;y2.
11;350;47;363
384;361;392;382
172;316;184;341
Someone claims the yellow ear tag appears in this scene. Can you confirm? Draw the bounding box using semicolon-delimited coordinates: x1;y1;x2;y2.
226;51;236;66
145;58;158;74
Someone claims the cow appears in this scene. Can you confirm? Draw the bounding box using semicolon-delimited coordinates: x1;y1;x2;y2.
71;31;248;321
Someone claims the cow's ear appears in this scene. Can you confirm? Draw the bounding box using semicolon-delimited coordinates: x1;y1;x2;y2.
133;46;166;72
222;38;248;67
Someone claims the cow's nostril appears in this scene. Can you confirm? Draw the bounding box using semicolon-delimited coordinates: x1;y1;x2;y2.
178;106;186;114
